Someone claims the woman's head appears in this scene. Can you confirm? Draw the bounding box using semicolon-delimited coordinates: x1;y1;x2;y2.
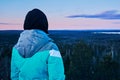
24;9;48;33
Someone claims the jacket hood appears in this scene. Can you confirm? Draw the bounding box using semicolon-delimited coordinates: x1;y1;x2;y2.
14;30;52;58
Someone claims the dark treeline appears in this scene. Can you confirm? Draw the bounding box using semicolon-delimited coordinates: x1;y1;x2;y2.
59;41;120;80
0;30;120;80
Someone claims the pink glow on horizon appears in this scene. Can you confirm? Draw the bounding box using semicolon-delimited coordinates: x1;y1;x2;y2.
0;17;120;30
49;18;120;30
0;24;23;30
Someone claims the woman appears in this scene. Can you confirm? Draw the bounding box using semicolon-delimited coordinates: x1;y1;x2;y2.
11;8;65;80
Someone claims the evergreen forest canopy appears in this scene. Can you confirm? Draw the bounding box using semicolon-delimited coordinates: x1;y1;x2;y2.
0;30;120;80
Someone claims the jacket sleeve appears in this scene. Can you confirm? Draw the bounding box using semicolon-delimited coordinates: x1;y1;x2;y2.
48;50;65;80
11;48;19;80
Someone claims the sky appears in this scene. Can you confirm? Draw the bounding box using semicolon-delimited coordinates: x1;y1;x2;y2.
0;0;120;30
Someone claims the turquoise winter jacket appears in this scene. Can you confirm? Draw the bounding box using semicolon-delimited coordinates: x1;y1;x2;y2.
11;30;65;80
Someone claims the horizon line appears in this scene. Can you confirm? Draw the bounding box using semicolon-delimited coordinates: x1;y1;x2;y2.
1;29;120;31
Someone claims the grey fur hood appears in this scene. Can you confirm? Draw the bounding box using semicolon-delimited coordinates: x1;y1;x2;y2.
14;29;58;58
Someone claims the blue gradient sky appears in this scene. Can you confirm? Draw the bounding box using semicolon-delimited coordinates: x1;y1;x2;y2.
0;0;120;30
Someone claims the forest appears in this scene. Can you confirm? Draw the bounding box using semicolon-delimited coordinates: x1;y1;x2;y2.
0;30;120;80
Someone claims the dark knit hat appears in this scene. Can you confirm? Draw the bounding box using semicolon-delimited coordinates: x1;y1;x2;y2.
24;9;48;33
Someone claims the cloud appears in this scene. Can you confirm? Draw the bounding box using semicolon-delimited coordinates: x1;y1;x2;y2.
0;22;20;25
113;22;120;24
67;10;120;20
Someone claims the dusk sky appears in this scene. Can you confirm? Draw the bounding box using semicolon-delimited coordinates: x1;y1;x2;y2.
0;0;120;30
